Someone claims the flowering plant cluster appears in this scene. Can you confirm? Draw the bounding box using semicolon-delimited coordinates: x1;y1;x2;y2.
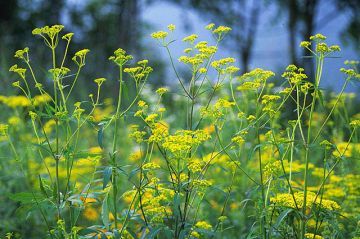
0;24;359;239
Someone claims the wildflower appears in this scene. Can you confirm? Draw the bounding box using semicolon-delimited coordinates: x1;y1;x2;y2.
261;95;281;105
83;207;99;221
350;119;360;128
300;41;311;48
167;24;176;31
232;135;245;145
94;77;106;86
138;100;147;108
156;87;168;96
211;57;236;69
190;231;200;238
193;179;212;188
198;67;207;74
187;159;204;173
151;31;168;40
9;64;27;79
162;130;210;154
14;47;29;60
129;129;146;143
149;122;169;143
239;68;275;85
320;140;333;148
137;59;148;65
8;116;21;126
33;94;52;106
282;65;307;85
62;32;74;41
340;67;357;77
48;67;70;79
144;113;158;124
304;233;324;239
142;162;161;170
0;124;9;136
182;34;198;44
29;111;38;121
2;96;31;108
213;26;231;34
195;220;212;230
72;49;90;66
310;33;326;41
271;191;340;211
247;115;256;122
109;48;133;66
205;23;215;30
12;81;21;88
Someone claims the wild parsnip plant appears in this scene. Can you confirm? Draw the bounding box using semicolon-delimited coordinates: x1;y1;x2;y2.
0;24;359;239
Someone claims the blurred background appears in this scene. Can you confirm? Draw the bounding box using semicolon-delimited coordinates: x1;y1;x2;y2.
0;0;359;96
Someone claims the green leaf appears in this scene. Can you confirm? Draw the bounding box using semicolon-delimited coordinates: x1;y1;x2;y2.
9;192;44;204
98;125;104;149
274;208;293;229
38;175;49;198
146;227;162;239
103;167;112;189
101;194;110;230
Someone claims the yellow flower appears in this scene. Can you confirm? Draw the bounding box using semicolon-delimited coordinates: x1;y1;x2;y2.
271;191;340;211
83;207;99;221
167;24;176;31
304;233;323;239
151;31;168;40
0;124;9;136
183;34;198;43
156;87;168;95
195;220;212;230
213;25;232;34
8;116;21;126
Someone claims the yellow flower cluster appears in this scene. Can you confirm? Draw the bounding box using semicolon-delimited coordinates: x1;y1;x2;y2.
200;98;235;127
149;122;169;143
151;31;168;40
282;64;308;85
0;95;30;108
72;49;90;67
304;233;324;239
124;59;153;81
271;191;340;211
0;124;9;136
162;130;210;154
179;41;217;71
195;220;212;230
237;68;275;90
108;48;133;66
300;33;341;55
9;64;27;79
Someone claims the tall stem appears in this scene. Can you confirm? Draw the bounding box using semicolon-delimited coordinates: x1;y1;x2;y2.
301;54;324;237
112;65;123;229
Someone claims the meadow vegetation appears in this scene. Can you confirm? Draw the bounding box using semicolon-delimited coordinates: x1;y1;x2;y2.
0;24;359;239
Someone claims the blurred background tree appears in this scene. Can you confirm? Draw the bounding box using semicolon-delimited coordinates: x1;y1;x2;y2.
0;0;359;92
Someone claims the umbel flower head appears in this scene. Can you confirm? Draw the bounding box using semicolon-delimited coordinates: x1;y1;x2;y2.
72;49;90;67
32;24;65;48
109;48;133;66
300;33;341;56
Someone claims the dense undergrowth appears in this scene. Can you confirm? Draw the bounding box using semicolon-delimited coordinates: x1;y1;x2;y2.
0;24;359;239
